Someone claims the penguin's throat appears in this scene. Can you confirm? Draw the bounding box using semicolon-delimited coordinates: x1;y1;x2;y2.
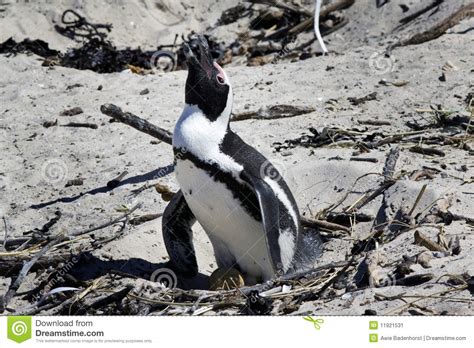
173;104;230;156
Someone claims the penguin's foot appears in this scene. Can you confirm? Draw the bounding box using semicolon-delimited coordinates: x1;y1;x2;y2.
208;267;245;291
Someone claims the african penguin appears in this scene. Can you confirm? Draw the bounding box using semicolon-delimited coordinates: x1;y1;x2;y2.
162;35;319;284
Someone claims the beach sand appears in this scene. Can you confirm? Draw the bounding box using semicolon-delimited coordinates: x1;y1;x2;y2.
0;0;472;315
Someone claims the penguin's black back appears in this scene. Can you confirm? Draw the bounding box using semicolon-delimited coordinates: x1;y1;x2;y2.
220;130;301;231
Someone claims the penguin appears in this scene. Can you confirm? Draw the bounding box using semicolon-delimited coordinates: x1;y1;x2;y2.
162;35;319;284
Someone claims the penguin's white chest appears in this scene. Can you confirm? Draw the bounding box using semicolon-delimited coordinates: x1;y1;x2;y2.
175;159;275;281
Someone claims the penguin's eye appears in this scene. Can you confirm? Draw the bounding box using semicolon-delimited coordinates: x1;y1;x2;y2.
216;75;225;85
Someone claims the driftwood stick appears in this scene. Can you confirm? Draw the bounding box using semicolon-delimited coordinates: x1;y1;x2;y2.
395;273;434;286
2;216;8;249
246;0;312;16
100;104;172;145
346;147;400;213
408;184;427;216
350;157;378;163
397;3;474;47
346;180;395;213
414;230;448;252
107;170;129;189
130;213;163;226
68;203;142;238
61;122;98;129
0;237;31;249
0;254;71;275
398;0;444;26
15;297;75;316
301;216;351;233
74;285;133;315
410;145;445;157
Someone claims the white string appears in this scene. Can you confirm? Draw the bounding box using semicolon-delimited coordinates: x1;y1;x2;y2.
314;0;328;54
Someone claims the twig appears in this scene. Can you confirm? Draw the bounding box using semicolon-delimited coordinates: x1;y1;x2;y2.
301;216;351;233
414;230;448;252
246;0;312;16
0;203;142;312
345;180;395;213
376;0;390;8
395;273;434;286
397;0;444;26
357;119;391;126
410;145;445;157
232;105;315;121
350;157;378;163
129;213;163;226
0;254;71;275
70;203;142;238
100;104;172;145
0;237;30;249
408;184;427;216
410;169;435;181
107;170;128;189
2;216;8;249
74;285;133;315
396;3;474;47
61;122;98;129
15;297;76;316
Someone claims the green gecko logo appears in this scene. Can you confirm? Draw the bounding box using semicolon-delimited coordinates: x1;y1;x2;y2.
303;316;324;330
7;316;32;343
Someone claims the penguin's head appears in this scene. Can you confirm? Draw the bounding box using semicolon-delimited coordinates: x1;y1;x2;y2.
183;35;233;122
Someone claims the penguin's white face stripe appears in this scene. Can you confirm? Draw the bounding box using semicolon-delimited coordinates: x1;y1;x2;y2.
173;104;242;174
221;80;233;123
263;177;299;227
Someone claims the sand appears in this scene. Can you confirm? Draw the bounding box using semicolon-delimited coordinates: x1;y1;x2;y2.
0;0;472;315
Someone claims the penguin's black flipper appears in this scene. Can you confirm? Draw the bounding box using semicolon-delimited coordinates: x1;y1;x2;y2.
240;172;283;273
162;190;198;277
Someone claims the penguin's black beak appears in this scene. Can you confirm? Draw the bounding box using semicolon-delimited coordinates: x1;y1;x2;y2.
183;35;214;79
